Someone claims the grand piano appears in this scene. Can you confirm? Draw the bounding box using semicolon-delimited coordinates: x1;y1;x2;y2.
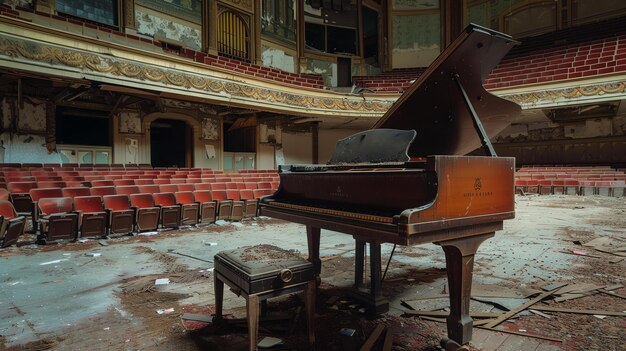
259;24;520;348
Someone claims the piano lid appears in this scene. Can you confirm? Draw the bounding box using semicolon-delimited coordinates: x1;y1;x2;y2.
373;24;521;157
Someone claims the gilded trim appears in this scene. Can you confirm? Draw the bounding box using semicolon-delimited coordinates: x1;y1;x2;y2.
499;81;626;109
0;33;394;116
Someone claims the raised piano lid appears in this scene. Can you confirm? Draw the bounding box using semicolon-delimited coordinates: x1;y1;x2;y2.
373;24;521;157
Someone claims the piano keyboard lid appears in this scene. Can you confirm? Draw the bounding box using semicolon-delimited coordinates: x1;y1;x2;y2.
373;24;521;158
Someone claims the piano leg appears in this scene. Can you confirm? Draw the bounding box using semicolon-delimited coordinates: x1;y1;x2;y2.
351;238;389;316
437;232;494;346
306;226;322;281
354;239;365;287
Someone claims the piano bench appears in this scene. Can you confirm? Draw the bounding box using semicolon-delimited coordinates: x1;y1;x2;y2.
213;244;316;351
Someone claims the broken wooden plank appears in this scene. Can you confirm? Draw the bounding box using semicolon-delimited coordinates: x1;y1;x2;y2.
541;282;568;291
554;292;595;303
476;326;562;343
482;289;557;329
531;306;626;316
382;328;393;351
418;316;446;323
360;324;385;351
403;310;500;318
604;284;624;291
599;290;626;300
528;309;552;319
401;294;448;302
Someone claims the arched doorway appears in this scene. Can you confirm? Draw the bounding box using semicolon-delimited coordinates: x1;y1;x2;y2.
150;119;192;167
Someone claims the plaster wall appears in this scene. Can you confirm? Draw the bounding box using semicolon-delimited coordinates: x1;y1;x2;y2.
301;58;337;87
318;128;362;164
135;6;202;51
391;13;440;68
261;42;296;73
0;132;59;164
282;131;312;165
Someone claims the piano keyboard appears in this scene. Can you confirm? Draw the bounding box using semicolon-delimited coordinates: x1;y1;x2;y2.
270;201;395;224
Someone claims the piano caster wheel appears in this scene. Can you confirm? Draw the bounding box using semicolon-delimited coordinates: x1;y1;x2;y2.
440;338;469;351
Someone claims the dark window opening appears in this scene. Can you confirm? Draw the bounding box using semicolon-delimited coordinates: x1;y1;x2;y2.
362;6;379;66
305;23;326;51
56;108;110;146
150;119;190;168
223;123;256;152
327;26;356;54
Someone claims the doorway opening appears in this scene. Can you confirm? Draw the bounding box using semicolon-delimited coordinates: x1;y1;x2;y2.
150;119;192;167
363;6;380;67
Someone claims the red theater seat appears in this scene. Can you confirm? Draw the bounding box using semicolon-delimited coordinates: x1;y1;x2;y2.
116;185;140;195
194;183;212;191
152;193;181;229
62;187;91;198
113;179;135;186
239;189;258;218
129;193;160;232
37;197;78;243
90;186;116;197
91;180;115;187
175;191;199;225
7;181;38;214
0;188;9;201
73;196;107;238
225;190;246;221
210;183;226;190
193;190;217;224
0;200;26;248
103;195;135;235
138;185;160;194
37;181;66;189
159;184;179;193
177;184;194;192
252;189;274;198
211;190;234;221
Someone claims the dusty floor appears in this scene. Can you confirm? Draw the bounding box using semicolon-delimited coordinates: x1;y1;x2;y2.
0;195;625;351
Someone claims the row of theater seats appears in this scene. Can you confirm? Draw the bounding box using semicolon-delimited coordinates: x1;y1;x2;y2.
515;166;626;197
0;167;279;247
0;187;275;247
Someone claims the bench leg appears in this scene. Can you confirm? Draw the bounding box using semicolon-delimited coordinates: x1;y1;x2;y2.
305;280;316;347
247;294;260;351
214;274;224;320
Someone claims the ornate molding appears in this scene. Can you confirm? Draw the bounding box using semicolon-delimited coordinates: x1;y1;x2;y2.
219;0;253;13
0;34;393;116
124;0;136;29
498;81;626;109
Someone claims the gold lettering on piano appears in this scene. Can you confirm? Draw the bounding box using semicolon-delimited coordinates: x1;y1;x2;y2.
270;202;394;224
463;191;494;198
329;185;349;199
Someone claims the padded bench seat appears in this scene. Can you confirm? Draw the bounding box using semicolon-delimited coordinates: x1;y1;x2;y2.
213;244;315;351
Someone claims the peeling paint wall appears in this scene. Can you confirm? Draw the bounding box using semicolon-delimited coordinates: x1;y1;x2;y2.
495;118;624;144
261;44;296;73
135;6;202;50
391;13;440;68
0;133;59;163
493;115;626;165
0;0;32;9
301;58;336;87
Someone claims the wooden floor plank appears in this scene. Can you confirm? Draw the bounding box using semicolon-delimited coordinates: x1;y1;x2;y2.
534;343;565;351
470;330;509;351
495;334;540;351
